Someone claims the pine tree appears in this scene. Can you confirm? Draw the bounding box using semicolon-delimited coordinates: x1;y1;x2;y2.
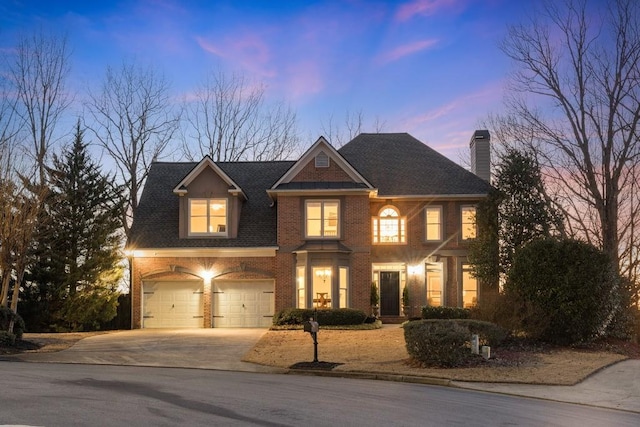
469;149;564;285
31;121;125;331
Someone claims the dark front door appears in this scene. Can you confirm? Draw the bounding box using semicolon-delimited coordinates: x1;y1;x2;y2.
380;271;400;316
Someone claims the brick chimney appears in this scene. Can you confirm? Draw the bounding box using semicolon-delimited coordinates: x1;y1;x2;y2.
470;130;491;182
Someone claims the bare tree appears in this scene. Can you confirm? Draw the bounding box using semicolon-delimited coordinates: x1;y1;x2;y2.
494;0;640;280
320;109;386;147
85;59;181;237
182;70;299;161
8;29;72;185
0;144;45;314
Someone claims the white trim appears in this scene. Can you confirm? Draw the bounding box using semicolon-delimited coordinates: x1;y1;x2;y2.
270;137;375;191
371;194;488;201
172;156;247;200
267;188;376;198
130;247;278;258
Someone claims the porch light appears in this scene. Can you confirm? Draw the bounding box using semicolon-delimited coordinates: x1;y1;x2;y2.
200;270;214;282
407;264;422;275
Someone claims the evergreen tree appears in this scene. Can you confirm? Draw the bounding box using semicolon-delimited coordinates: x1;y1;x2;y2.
29;121;124;331
469;149;563;285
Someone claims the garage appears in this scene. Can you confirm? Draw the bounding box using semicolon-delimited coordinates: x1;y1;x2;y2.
212;280;274;327
142;280;204;328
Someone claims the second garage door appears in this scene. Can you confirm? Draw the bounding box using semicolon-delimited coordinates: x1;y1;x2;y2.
212;280;274;327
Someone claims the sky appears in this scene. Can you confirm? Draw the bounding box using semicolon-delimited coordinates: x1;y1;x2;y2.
1;0;539;164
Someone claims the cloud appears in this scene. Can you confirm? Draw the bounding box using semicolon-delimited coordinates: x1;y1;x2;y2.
376;39;439;64
195;32;275;79
395;0;462;22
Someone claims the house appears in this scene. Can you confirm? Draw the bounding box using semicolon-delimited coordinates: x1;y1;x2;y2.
127;131;492;328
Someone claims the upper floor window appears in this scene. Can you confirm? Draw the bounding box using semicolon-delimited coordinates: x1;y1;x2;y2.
373;206;406;244
306;200;339;238
425;206;442;241
461;206;477;240
189;198;227;236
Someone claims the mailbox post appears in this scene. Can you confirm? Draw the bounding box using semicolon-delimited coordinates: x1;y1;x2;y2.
303;313;319;363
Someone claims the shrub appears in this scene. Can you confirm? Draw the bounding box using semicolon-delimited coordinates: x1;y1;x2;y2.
0;331;16;346
403;319;471;367
0;306;25;340
273;308;367;326
506;238;621;345
422;306;470;319
452;319;509;347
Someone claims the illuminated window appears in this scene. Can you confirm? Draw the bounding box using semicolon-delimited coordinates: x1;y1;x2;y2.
339;267;349;308
306;200;339;238
312;267;332;309
296;266;306;308
461;206;477;240
372;206;406;244
462;263;478;308
189;199;227;236
426;264;443;307
425;206;442;241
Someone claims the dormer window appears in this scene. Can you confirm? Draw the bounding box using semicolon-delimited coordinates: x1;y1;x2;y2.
189;198;228;236
315;151;329;168
372;206;406;244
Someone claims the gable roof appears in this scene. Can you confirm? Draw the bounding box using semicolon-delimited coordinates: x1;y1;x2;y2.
270;136;375;193
172;156;247;200
338;133;491;197
128;160;294;249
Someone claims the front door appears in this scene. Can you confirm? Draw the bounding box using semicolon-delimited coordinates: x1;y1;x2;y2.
380;271;400;316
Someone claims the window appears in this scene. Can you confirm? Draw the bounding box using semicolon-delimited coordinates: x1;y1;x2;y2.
461;206;477;240
339;267;349;308
426;264;443;307
425;206;442;241
306;200;339;238
312;267;332;308
296;266;306;308
461;263;478;308
189;199;227;236
372;206;406;243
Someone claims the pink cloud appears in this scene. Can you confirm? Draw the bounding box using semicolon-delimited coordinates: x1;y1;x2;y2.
395;0;462;22
195;33;275;79
283;60;325;100
376;38;439;64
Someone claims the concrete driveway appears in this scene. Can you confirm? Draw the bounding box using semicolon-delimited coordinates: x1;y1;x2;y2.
12;329;282;373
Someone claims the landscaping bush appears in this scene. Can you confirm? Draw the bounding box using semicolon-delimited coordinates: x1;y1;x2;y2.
403;319;471;367
452;319;509;347
0;306;25;340
0;331;17;346
506;238;621;345
273;308;367;326
422;306;470;319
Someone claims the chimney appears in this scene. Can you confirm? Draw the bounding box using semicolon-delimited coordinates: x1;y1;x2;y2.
470;130;491;182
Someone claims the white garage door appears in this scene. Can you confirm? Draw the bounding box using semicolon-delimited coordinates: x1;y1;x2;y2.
212;280;274;327
143;280;204;328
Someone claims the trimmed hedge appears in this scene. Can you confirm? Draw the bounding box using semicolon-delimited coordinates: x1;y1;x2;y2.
404;320;470;367
422;306;470;319
273;308;367;326
403;319;508;367
0;306;25;340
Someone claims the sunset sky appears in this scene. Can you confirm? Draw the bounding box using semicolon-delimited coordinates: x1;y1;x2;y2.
1;0;570;163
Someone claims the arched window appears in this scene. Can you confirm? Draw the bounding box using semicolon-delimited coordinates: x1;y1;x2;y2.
372;206;406;244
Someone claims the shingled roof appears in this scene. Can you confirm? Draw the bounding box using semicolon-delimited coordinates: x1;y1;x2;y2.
128;160;294;249
129;133;490;249
338;133;491;196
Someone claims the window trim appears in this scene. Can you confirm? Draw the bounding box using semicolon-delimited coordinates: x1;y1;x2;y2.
372;205;406;244
425;205;443;242
460;205;477;240
305;199;341;239
188;198;228;237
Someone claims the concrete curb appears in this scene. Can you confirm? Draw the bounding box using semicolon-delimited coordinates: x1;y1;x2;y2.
285;368;452;386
